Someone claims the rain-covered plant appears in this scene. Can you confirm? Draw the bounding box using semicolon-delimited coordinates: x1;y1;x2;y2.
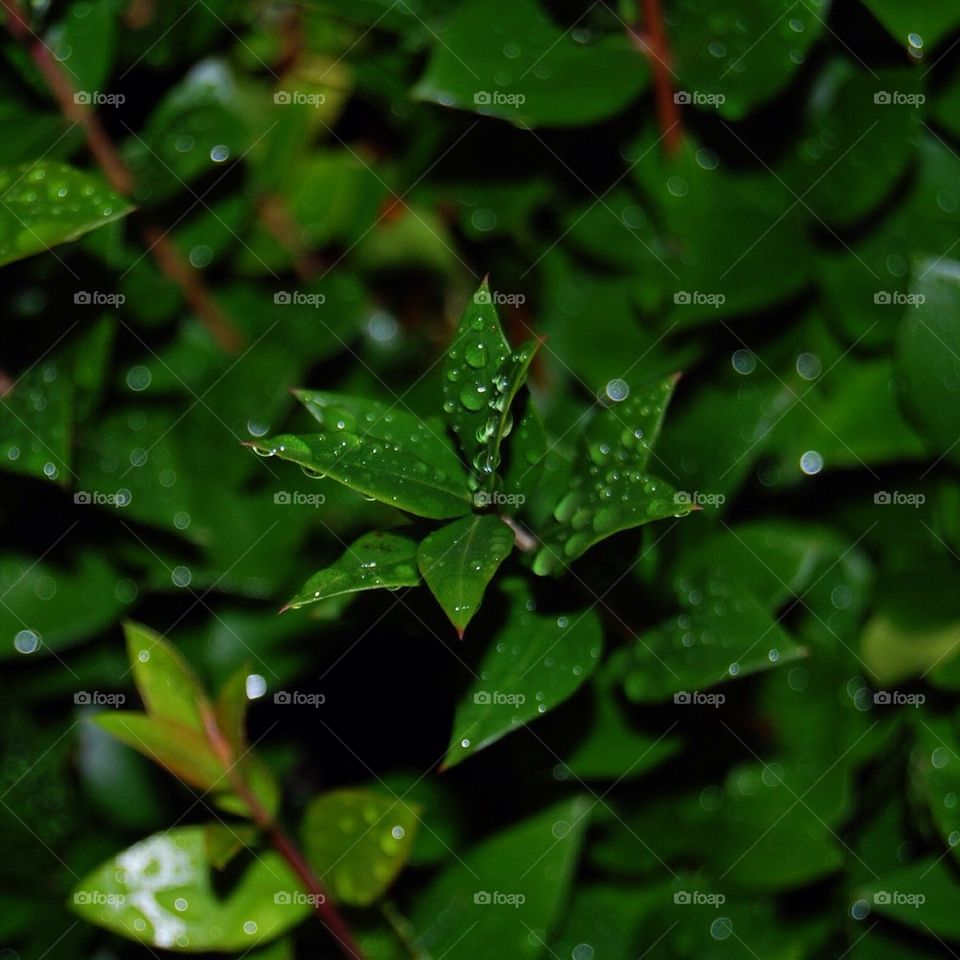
247;280;691;635
5;0;960;959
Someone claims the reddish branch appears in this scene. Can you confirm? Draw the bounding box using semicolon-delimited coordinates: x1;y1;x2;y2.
1;0;244;353
202;708;364;960
629;0;683;154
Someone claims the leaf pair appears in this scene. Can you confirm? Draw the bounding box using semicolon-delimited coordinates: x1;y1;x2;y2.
94;621;279;818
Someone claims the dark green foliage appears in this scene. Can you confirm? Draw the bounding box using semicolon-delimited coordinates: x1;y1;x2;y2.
3;1;960;959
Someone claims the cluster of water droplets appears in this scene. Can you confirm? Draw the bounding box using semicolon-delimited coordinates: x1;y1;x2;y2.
1;163;121;262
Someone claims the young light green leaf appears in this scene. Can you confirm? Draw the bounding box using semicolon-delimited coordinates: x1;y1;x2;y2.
282;530;420;612
441;280;512;473
444;579;602;768
93;713;225;791
413;797;590;960
533;376;691;575
0;162;132;267
301;789;420;906
247;430;472;519
417;514;514;636
69;826;309;951
124;621;207;734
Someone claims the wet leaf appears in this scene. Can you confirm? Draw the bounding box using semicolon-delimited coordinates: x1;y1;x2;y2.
418;514;514;635
441;280;513;479
283;530;420;611
246;426;472;520
69;826;309;951
671;0;829;119
124;621;207;734
302;789;419;906
859;857;960;939
413;797;590;959
444;579;602;767
413;0;648;127
533;376;690;574
0;162;131;266
897;259;960;467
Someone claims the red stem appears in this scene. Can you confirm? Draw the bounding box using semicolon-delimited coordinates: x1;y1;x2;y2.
201;708;364;960
629;0;683;154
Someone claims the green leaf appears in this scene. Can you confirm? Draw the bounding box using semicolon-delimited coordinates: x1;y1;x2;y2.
413;797;590;959
283;530;420;611
0;163;132;267
441;280;512;476
476;338;540;484
47;0;118;94
860;0;960;49
629;139;810;325
444;579;602;768
413;0;648;127
563;668;679;780
621;588;805;701
859;857;960;939
0;357;72;483
418;514;514;635
0;551;123;659
246;426;472;520
124;622;207;734
301;788;420;906
912;716;960;864
69;826;309;951
897;259;960;467
500;394;547;505
788;63;922;227
671;0;829;119
533;376;690;575
93;713;226;791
